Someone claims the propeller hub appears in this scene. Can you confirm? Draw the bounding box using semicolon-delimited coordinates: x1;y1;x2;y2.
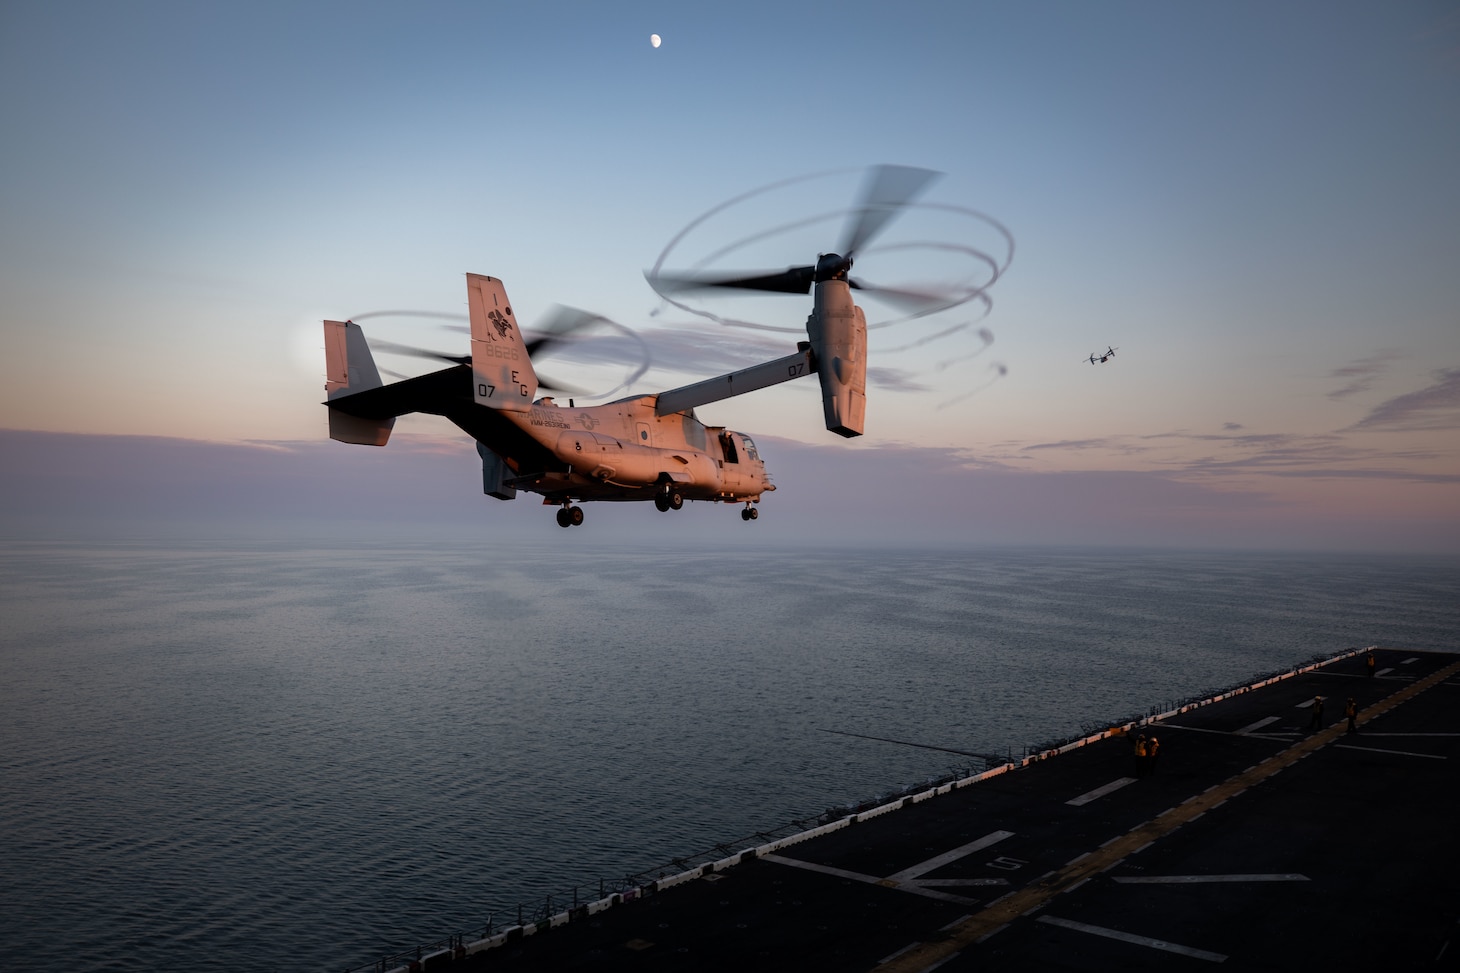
815;252;853;283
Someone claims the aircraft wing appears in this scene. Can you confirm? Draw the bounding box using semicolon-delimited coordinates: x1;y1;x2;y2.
655;347;815;416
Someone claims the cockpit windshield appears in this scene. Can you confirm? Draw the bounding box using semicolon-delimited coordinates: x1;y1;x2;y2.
739;435;759;461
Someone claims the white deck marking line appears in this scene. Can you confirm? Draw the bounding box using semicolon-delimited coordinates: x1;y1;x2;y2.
1334;744;1447;760
915;952;960;972
1162;723;1295;739
1037;916;1228;962
1113;873;1308;884
1066;777;1137;806
916;878;1010;887
879;943;919;965
1377;667;1394;676
1298;696;1323;708
885;830;1014;882
1361;732;1460;737
1158;723;1257;737
759;853;882;885
1403;657;1419;664
760;853;982;906
1235;716;1280;734
939;915;972;932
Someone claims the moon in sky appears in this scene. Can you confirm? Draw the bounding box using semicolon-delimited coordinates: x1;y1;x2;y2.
650;33;661;48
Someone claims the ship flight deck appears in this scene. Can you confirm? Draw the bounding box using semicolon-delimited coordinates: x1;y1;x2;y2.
395;648;1460;972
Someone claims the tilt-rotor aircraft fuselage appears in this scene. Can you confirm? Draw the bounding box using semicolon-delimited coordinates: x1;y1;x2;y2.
323;271;868;527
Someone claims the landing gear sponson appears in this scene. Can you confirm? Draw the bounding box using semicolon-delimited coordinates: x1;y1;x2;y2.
653;483;684;513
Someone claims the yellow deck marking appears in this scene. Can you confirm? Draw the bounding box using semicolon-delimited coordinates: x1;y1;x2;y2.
874;659;1460;972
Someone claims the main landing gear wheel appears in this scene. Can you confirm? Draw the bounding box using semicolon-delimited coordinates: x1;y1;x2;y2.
655;487;683;512
740;506;759;521
556;505;585;528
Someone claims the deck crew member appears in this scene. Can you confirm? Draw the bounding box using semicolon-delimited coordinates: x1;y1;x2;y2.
1345;697;1358;734
1366;650;1376;678
1308;696;1325;731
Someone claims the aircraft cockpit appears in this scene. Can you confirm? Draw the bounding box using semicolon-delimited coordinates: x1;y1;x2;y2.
719;431;760;464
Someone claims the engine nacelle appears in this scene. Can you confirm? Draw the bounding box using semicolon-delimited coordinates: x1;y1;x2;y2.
807;283;867;437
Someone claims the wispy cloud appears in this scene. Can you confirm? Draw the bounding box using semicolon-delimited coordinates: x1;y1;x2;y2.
1009;424;1458;485
1024;437;1131;452
1348;368;1460;431
1327;351;1398;400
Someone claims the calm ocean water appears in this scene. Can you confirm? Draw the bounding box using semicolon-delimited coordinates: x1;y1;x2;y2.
2;541;1456;971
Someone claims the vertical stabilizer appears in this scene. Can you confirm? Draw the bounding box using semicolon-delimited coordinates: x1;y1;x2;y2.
323;319;395;446
468;274;538;413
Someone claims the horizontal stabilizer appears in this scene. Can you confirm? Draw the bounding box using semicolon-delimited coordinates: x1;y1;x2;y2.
323;364;471;420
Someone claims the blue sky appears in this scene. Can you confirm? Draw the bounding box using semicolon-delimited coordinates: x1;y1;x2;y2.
2;1;1458;550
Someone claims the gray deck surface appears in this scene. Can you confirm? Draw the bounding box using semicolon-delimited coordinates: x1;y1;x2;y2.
446;648;1460;971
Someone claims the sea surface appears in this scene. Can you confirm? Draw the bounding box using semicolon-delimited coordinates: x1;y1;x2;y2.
2;541;1456;972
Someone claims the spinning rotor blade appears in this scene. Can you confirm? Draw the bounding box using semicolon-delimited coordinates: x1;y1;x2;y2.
368;334;585;394
649;265;816;297
838;165;941;258
526;305;612;355
369;337;469;366
847;279;969;317
647;164;941;300
354;298;654;398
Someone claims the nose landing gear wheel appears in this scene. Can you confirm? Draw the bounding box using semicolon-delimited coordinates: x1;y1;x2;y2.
667;491;683;510
556;505;585;527
741;506;759;521
654;495;670;512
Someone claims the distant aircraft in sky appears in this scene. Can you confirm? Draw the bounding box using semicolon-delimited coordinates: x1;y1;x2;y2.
1087;346;1118;364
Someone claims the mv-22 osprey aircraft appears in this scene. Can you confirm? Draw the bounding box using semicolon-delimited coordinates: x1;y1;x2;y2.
322;166;945;528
